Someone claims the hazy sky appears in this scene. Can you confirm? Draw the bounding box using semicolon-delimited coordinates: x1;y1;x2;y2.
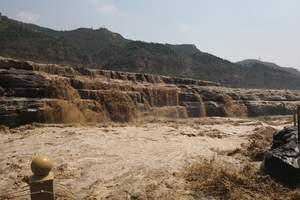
1;0;300;69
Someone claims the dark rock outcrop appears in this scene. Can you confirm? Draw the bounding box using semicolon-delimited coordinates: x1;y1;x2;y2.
263;127;300;187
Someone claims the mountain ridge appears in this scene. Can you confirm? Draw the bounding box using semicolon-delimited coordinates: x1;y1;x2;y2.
237;59;300;76
0;14;300;89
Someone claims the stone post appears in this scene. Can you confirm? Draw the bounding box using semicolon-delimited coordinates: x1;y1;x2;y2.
29;155;54;200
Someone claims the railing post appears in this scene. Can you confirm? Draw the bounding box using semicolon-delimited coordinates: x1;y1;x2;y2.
294;112;297;127
298;106;300;143
29;155;54;200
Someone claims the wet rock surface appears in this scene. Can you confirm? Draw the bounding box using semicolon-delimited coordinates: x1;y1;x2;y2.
264;126;300;187
1;57;300;126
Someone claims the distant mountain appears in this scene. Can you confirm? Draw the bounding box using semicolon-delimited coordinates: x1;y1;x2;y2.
1;14;300;89
238;59;300;76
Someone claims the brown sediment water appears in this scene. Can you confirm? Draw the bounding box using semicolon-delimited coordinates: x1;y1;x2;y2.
0;116;292;199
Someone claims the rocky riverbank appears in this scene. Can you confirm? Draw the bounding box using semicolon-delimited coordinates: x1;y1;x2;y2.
0;57;300;127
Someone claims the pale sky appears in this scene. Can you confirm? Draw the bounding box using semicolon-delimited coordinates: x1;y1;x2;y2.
1;0;300;69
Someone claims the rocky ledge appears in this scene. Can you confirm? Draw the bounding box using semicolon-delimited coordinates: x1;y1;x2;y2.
0;57;300;127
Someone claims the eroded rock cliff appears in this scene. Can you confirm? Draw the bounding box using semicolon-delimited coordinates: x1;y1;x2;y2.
0;57;299;126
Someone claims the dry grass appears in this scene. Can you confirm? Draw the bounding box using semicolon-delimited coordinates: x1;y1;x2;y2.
184;124;300;200
224;126;276;162
184;159;300;200
244;126;275;161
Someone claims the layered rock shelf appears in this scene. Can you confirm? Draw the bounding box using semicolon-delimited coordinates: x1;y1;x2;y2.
1;57;300;127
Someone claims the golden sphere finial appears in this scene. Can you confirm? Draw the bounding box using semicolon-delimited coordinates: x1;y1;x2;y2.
31;155;53;176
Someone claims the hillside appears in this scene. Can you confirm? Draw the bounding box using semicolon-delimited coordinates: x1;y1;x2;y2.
1;15;300;89
237;59;300;76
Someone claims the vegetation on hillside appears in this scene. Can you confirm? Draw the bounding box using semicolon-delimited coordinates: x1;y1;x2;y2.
1;15;300;89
